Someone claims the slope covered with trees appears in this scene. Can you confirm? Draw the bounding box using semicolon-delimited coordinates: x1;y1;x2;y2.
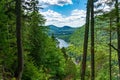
0;0;120;80
67;3;120;79
0;0;75;80
48;25;77;42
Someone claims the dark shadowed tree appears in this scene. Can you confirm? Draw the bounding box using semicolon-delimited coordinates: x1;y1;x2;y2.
109;14;112;80
15;0;23;79
81;0;91;80
115;0;120;78
90;0;95;79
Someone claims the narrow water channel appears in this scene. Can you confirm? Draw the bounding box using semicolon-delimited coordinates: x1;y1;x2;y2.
56;38;69;48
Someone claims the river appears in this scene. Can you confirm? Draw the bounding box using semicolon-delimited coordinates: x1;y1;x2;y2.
56;38;69;48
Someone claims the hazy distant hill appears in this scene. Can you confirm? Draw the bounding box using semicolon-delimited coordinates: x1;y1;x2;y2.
48;25;77;41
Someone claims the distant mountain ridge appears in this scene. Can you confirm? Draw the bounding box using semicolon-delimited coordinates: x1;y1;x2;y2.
48;25;77;41
48;25;75;30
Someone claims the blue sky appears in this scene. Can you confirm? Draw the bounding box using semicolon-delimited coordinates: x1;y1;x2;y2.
39;0;87;27
42;0;87;16
39;0;115;27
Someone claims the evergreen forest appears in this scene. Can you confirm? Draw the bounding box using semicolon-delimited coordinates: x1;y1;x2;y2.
0;0;120;80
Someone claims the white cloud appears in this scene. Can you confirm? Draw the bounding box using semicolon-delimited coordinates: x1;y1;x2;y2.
94;0;115;12
39;0;73;7
40;9;86;27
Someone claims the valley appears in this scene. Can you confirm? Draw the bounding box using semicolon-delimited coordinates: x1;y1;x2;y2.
48;25;77;42
0;0;120;80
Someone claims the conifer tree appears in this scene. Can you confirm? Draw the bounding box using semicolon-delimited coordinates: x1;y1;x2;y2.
15;0;23;79
81;0;91;80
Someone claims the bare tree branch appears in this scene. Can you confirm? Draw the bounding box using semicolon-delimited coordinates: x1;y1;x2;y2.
108;43;119;51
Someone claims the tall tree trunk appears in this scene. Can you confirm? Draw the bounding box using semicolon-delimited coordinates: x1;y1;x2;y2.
109;17;112;80
90;0;95;80
81;0;91;80
15;0;23;80
115;0;120;78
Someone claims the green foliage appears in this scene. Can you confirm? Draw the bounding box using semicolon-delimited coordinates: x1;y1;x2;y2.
65;59;77;79
0;1;17;79
22;61;47;80
67;11;120;79
21;4;66;79
0;0;67;79
0;0;120;80
69;26;85;46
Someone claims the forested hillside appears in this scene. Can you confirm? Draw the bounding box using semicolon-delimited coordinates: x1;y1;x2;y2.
67;1;120;78
48;25;77;42
0;0;75;80
70;14;117;46
67;13;118;79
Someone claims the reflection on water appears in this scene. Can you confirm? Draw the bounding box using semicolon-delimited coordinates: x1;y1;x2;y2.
56;38;69;48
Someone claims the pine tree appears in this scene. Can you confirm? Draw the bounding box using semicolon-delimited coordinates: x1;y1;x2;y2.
81;0;91;80
90;0;95;79
15;0;23;79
